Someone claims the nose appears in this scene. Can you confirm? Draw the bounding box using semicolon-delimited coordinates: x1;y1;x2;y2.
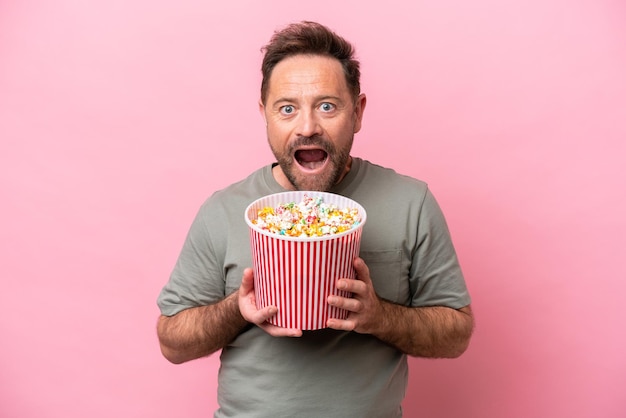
296;109;323;138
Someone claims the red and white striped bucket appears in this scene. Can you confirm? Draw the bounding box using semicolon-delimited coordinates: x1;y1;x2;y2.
245;191;367;330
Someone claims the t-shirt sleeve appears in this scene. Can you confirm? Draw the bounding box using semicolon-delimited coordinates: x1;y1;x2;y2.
156;200;227;316
409;188;471;309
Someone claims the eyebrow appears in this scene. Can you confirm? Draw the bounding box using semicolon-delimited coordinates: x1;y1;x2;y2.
271;95;345;109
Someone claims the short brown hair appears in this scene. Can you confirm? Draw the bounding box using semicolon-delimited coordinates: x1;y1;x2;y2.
260;21;361;104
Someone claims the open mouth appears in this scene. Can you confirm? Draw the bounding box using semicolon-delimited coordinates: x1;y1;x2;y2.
294;149;328;170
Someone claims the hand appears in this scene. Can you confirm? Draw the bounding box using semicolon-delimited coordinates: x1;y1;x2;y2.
238;268;302;337
326;257;384;334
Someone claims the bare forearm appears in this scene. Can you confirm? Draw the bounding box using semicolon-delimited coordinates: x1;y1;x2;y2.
157;291;248;364
374;303;474;358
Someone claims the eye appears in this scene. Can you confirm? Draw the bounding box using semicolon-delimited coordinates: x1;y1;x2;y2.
319;102;335;112
280;105;295;115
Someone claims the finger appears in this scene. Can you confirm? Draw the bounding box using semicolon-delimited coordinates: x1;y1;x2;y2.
246;304;278;325
328;295;363;312
336;277;366;294
353;257;372;284
259;322;303;337
335;258;371;293
326;318;355;332
240;268;254;292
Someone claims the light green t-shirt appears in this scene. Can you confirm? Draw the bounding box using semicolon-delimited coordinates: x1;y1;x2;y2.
158;157;471;418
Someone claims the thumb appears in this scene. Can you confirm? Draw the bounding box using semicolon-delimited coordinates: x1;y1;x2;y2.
240;268;255;292
353;257;371;284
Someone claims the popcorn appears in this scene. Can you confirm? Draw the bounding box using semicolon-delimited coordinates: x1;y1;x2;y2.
252;194;362;237
245;191;367;329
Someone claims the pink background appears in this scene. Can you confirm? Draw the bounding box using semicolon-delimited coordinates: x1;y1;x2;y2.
1;1;625;417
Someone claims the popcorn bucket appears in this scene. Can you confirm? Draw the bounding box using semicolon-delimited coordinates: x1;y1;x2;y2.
245;191;367;330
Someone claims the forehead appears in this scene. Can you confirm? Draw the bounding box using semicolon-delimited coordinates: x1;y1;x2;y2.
266;54;349;100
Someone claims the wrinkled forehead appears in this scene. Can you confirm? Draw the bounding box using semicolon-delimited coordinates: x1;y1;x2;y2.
265;55;350;102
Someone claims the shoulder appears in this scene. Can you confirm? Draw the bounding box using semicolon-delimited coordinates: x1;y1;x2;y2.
359;159;427;187
351;158;430;204
200;166;270;214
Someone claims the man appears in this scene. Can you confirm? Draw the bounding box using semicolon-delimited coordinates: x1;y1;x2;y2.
157;21;473;417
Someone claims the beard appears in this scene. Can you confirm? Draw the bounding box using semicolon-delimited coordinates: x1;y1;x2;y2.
270;135;353;191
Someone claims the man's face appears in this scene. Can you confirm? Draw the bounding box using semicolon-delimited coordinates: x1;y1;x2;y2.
260;54;366;191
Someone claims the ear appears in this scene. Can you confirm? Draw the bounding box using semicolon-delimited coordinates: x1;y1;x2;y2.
352;94;367;133
258;100;267;126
